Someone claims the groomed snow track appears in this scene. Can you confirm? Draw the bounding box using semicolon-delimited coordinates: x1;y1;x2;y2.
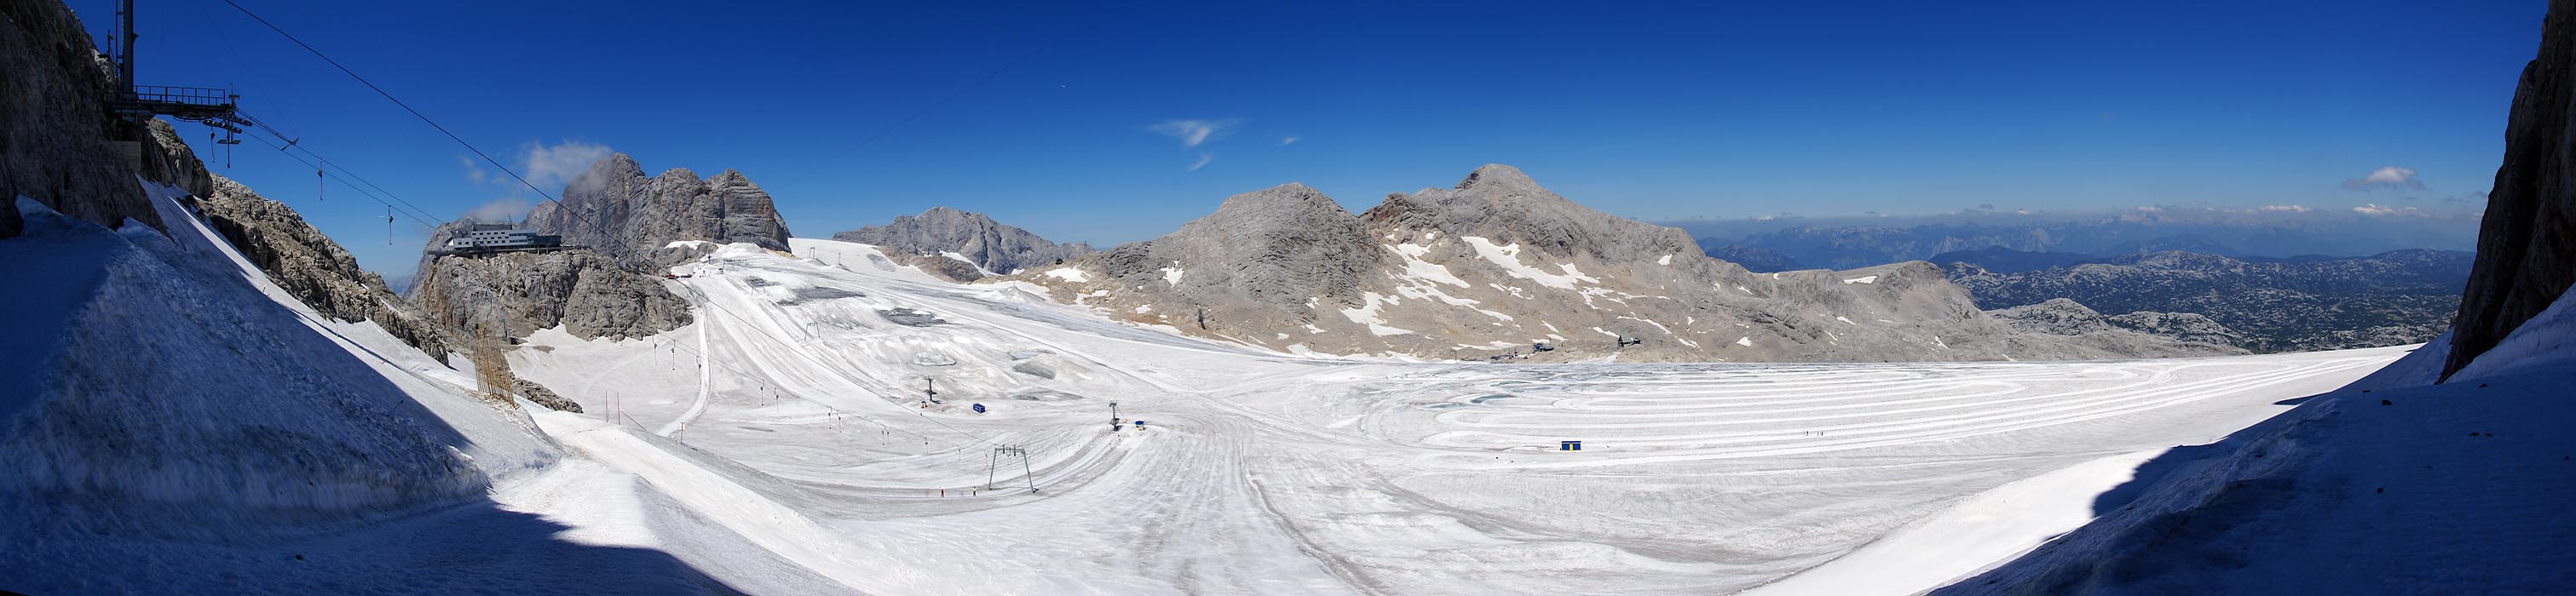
484;238;2405;595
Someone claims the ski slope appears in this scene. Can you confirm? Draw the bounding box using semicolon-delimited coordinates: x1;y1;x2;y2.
488;238;2406;594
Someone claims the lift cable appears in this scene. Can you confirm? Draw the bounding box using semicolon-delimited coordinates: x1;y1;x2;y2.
240;131;442;230
248;115;451;226
219;0;565;209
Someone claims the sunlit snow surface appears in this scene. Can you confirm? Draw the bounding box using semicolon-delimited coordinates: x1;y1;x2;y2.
479;238;2405;594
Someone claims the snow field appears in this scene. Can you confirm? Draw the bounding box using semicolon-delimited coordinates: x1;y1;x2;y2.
481;238;2406;594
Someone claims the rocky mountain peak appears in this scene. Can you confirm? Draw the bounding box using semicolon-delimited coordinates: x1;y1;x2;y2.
1454;163;1541;192
506;154;792;266
1203;182;1342;221
1371;164;1700;266
994;164;2229;363
831;206;1092;276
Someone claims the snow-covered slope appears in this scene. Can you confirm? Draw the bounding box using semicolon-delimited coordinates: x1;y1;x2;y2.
1930;323;2573;593
0;185;844;594
467;235;2404;594
0;184;2439;594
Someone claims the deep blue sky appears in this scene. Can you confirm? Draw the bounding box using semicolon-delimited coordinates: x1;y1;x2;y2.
97;0;2545;279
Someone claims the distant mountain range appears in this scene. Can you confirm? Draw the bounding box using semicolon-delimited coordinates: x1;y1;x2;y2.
1681;209;2481;272
988;164;2235;362
1940;248;2473;352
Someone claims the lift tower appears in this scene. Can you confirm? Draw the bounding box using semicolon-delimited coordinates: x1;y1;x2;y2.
105;0;259;168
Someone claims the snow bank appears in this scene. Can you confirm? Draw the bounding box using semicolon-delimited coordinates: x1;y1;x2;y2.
1463;236;1598;289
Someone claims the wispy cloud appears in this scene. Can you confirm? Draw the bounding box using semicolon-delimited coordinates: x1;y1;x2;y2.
1279;136;1300;146
463;198;532;223
2259;204;2312;213
2343;165;2424;191
458;156;491;185
1188;152;1213;171
521;140;614;191
1147;118;1240;148
2353;203;2425;216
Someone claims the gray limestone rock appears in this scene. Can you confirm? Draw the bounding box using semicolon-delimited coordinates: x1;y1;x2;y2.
832;207;1092;276
408;249;691;341
997;164;2233;363
0;0;193;237
1988;299;2248;357
2447;0;2576;379
514;153;793;267
197;175;457;361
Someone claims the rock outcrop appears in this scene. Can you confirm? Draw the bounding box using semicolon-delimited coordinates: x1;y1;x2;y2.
831;206;1092;278
197;175;457;360
0;0;204;238
515;153;792;266
410;152;798;342
1000;164;2228;362
408;249;690;341
1987;299;2247;357
2446;0;2576;379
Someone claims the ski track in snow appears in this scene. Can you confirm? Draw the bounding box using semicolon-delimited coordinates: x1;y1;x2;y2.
478;238;2406;594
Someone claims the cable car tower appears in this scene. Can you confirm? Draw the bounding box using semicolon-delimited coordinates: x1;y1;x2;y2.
104;0;263;167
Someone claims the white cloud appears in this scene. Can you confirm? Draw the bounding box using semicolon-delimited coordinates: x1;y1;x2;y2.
2352;203;2424;216
2259;204;2312;213
1280;136;1300;146
463;198;532;224
520;140;614;192
1147;118;1239;148
458;156;491;185
1188;152;1213;171
2343;165;2424;191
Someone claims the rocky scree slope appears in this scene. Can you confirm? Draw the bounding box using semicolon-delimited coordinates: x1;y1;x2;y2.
1985;299;2247;357
831;206;1092;280
197;175;458;361
1947;249;2473;352
999;164;2227;362
2448;0;2576;379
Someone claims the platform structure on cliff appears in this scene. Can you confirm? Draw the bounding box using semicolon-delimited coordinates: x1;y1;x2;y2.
103;0;257;143
112;85;254;135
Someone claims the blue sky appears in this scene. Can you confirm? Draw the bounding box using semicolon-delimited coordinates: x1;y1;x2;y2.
100;0;2544;278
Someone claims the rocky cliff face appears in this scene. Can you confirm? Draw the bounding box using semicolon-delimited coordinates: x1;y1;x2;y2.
0;0;203;238
830;206;1092;277
1000;164;2225;362
197;175;456;361
1948;249;2471;352
409;249;690;341
516;153;792;267
2447;0;2576;379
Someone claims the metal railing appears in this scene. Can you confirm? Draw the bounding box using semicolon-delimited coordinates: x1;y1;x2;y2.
124;85;235;107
